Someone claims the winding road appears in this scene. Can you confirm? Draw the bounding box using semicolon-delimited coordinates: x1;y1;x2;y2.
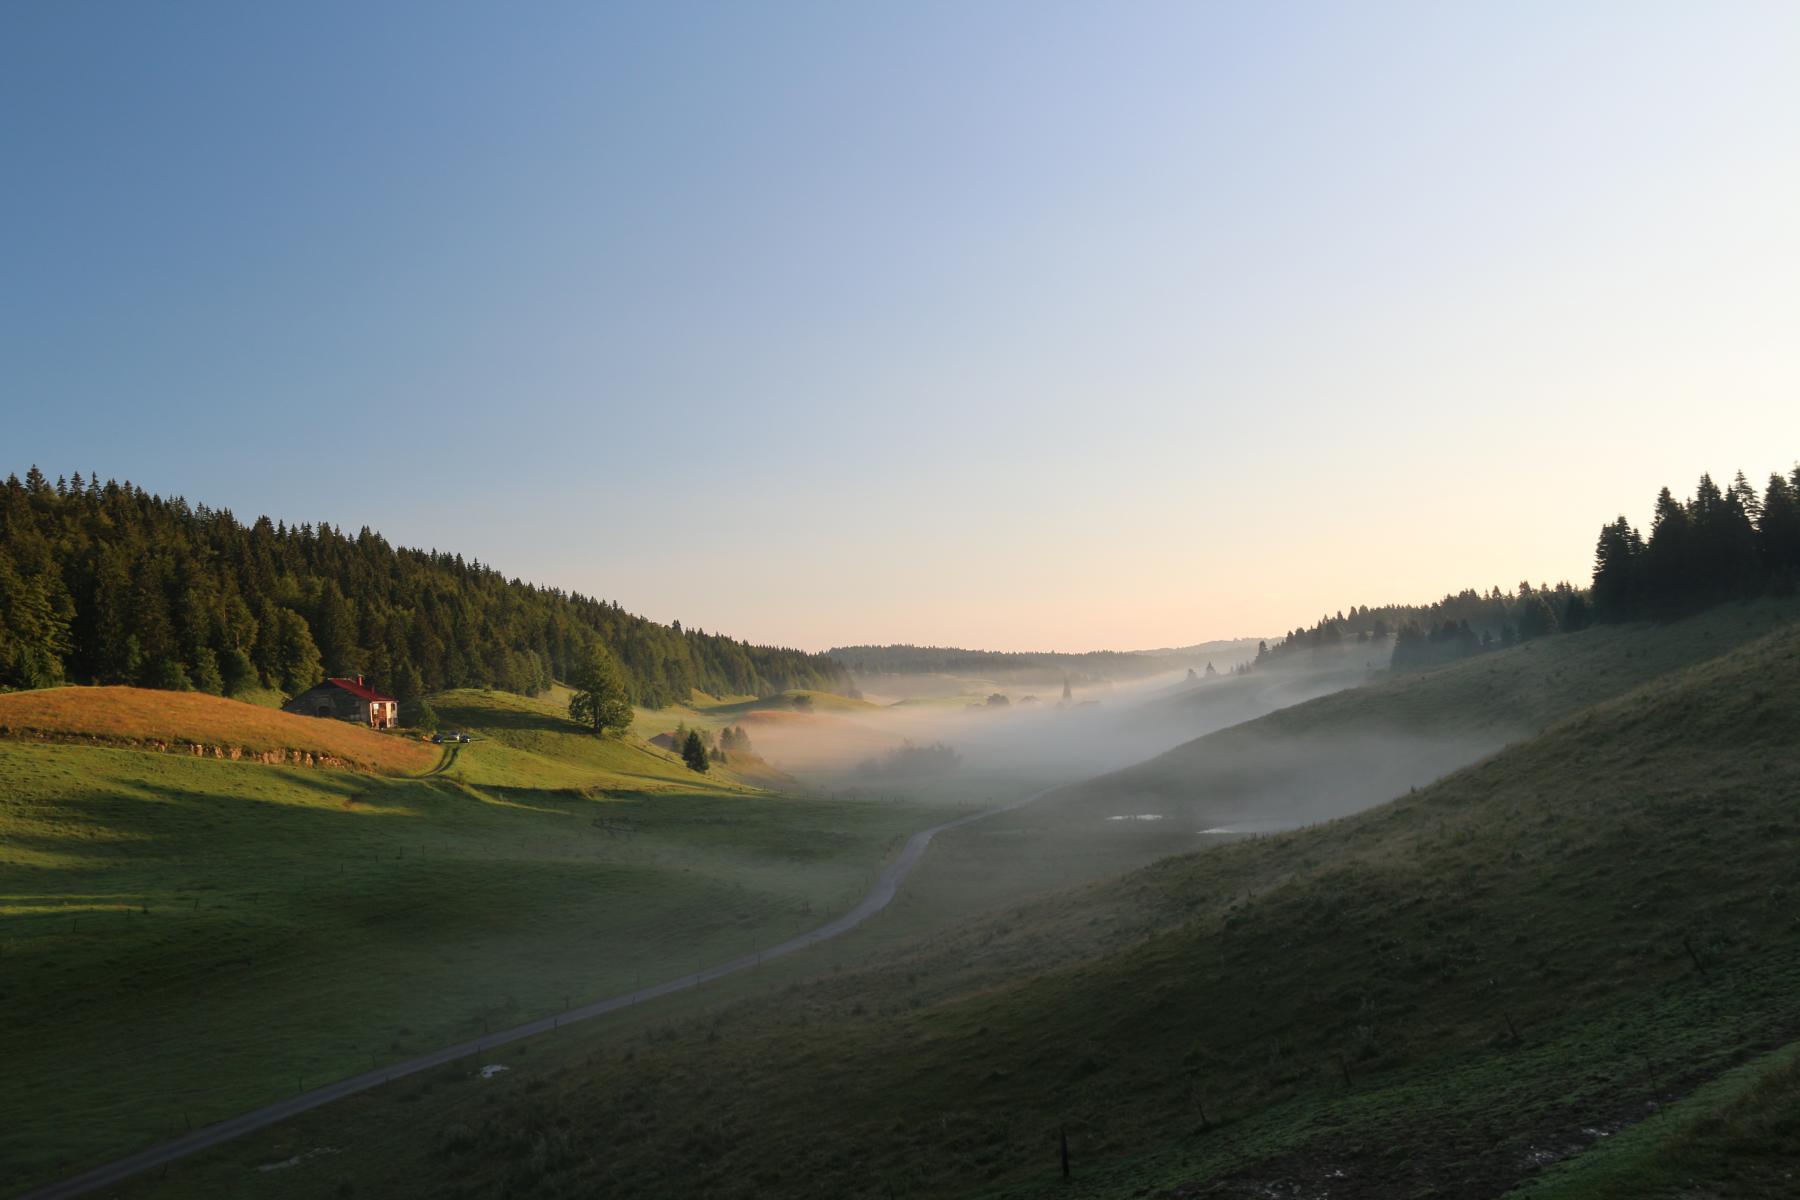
20;786;1054;1200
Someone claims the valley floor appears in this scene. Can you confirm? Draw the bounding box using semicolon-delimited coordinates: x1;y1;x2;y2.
12;602;1800;1200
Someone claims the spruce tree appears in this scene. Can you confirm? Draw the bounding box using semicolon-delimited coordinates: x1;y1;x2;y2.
1645;487;1692;616
312;580;359;676
1760;473;1800;584
681;730;709;772
1590;517;1643;622
276;609;324;693
189;647;226;695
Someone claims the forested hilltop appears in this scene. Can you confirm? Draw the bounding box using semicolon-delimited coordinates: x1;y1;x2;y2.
0;469;846;705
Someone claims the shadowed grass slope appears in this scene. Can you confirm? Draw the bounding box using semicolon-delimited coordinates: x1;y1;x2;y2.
116;611;1800;1199
900;600;1800;924
1040;598;1797;829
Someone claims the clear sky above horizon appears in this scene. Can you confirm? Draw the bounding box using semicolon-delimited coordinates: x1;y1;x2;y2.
6;2;1798;652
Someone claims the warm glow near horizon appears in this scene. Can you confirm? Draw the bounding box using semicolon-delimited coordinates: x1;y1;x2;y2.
7;3;1798;653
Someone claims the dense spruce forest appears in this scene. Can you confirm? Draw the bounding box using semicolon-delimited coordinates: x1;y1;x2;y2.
0;469;846;705
1255;464;1800;674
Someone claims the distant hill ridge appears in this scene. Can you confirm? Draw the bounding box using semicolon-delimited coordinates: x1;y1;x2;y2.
0;469;845;706
828;638;1263;680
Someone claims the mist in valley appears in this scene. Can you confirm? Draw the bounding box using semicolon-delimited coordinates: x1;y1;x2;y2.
725;633;1513;873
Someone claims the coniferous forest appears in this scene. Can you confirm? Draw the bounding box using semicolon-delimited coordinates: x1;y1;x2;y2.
1590;468;1800;621
1253;464;1800;674
0;469;846;705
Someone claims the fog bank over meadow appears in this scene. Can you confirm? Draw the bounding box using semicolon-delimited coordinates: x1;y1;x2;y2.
739;639;1393;788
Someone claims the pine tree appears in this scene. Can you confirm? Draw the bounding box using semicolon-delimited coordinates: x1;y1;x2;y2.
1645;487;1692;616
1517;593;1558;640
1590;517;1644;622
1761;473;1800;589
0;550;70;688
409;697;439;732
276;609;324;693
312;580;359;676
189;647;225;695
681;730;709;772
392;660;425;704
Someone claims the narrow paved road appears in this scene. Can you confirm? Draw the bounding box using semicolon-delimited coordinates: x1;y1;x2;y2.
20;787;1055;1200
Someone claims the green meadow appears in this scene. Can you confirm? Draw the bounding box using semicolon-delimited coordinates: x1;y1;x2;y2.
0;689;942;1193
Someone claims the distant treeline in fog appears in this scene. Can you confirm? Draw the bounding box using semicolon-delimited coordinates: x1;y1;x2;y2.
0;469;846;704
856;739;961;778
829;643;1220;682
1256;582;1588;673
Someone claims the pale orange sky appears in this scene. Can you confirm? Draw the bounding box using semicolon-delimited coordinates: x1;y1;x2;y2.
11;4;1799;652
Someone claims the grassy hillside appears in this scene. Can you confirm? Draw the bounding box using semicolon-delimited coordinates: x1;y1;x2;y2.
0;690;943;1194
110;608;1800;1198
429;688;775;792
1078;599;1799;819
0;686;438;774
894;600;1800;927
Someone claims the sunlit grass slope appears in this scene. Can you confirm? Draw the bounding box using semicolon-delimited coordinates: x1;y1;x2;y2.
436;687;800;792
0;689;940;1194
124;610;1800;1199
0;685;437;774
430;688;760;791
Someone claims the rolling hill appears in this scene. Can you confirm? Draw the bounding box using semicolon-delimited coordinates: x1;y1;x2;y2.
89;602;1800;1199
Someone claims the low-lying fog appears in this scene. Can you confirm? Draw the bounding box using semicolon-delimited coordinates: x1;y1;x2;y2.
745;641;1389;787
738;637;1523;857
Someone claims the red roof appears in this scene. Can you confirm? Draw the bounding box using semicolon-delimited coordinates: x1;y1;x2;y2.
327;677;396;703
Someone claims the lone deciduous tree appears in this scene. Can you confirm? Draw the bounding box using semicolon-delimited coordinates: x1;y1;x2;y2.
568;645;633;735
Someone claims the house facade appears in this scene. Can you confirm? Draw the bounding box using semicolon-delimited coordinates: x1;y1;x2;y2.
282;676;400;730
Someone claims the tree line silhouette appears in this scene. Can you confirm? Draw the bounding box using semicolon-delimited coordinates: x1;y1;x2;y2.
0;468;846;704
1591;468;1800;622
1251;462;1799;675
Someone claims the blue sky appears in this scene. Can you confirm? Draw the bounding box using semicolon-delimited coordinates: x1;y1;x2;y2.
6;2;1798;650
